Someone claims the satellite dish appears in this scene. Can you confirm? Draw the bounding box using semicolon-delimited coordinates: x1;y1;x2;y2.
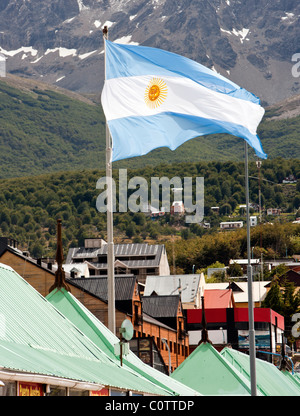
120;319;134;341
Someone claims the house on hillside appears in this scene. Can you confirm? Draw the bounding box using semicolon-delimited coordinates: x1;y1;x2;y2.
267;208;281;216
229;258;261;276
220;221;243;230
282;174;297;184
170;201;185;215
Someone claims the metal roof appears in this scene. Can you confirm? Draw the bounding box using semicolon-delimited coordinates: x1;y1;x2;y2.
171;342;253;396
142;295;180;318
203;289;233;308
46;288;200;396
0;263;172;395
66;243;164;267
144;274;201;304
221;347;300;396
67;275;136;302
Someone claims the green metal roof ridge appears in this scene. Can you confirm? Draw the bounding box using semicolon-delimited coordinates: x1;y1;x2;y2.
281;370;300;389
220;347;300;396
171;342;253;395
46;287;200;396
47;288;116;358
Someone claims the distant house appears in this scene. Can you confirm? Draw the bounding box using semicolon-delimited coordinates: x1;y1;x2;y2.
267;208;281;216
211;207;219;213
282;174;297;184
170;201;185;215
220;221;243;230
142;204;165;218
66;239;170;284
229;258;261;276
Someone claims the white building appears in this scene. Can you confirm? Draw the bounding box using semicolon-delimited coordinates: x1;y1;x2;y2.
171;201;185;215
220;221;243;230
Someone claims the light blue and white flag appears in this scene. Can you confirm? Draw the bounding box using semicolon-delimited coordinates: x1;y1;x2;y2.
101;40;267;162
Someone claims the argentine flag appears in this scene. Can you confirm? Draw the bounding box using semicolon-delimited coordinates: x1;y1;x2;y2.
101;40;267;162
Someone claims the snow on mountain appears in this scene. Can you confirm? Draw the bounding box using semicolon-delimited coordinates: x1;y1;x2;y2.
0;0;299;105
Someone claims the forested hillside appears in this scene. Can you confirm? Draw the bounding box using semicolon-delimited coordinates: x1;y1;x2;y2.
0;77;299;179
0;159;299;270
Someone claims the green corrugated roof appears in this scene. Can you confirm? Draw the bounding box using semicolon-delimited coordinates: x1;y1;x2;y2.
294;373;300;384
280;369;300;390
46;286;200;396
170;342;253;395
221;347;300;396
0;263;172;395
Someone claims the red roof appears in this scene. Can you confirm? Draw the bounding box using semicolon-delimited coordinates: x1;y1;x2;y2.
203;289;233;309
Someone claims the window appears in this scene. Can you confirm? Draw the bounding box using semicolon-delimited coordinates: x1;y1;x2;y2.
46;385;67;396
0;381;16;396
69;389;89;396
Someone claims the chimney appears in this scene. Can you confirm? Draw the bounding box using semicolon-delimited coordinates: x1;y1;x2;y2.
48;219;71;293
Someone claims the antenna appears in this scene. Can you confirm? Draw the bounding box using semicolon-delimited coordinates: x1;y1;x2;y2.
115;319;134;366
120;319;134;341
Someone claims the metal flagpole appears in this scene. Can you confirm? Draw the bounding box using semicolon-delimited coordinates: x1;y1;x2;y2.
245;142;257;396
103;26;116;335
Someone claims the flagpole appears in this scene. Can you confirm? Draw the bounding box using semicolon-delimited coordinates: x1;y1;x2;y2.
103;26;116;335
245;142;257;396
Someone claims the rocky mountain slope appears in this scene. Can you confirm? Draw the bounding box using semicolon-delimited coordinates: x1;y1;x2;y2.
0;0;299;106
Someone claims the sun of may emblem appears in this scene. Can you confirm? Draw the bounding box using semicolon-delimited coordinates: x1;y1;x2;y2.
144;78;168;109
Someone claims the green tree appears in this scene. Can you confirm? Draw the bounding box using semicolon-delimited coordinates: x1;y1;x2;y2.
227;262;243;277
125;223;136;239
262;278;283;313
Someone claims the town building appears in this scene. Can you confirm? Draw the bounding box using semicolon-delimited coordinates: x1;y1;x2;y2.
171;302;300;396
65;239;170;284
187;305;285;360
143;274;203;309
